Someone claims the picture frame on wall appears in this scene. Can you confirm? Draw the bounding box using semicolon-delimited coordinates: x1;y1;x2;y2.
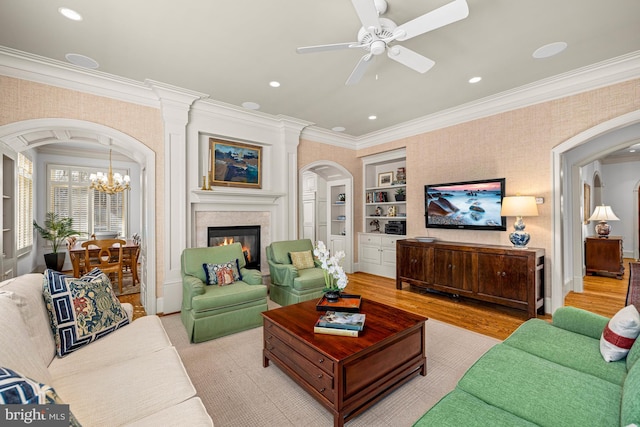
210;138;262;189
378;172;393;187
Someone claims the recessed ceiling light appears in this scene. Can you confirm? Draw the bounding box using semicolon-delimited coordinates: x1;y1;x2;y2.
368;115;377;120
58;7;82;21
630;149;637;153
241;101;260;110
269;81;280;88
532;42;568;59
468;76;482;84
332;126;346;132
65;53;99;69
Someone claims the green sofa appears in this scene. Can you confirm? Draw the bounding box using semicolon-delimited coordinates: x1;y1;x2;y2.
414;306;640;427
266;239;326;306
181;243;268;343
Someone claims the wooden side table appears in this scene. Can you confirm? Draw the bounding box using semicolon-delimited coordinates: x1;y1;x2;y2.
585;236;624;279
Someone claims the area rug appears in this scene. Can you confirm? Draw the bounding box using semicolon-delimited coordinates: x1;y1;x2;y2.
114;267;140;296
161;307;500;426
627;262;640;307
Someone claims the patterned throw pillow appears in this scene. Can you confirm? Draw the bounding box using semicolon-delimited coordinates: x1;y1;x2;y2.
0;367;82;426
289;250;315;270
42;268;130;358
215;267;236;286
600;304;640;362
203;260;241;286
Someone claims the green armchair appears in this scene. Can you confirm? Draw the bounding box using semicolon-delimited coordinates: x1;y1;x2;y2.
181;243;268;343
266;239;326;306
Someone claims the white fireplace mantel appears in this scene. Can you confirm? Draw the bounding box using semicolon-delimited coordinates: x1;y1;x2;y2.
191;189;285;206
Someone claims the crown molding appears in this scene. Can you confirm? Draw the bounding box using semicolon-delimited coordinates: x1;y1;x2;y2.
354;51;640;150
2;46;638;152
299;126;359;149
0;46;160;108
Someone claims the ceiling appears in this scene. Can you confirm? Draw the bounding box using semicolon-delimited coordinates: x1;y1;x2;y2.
1;0;639;155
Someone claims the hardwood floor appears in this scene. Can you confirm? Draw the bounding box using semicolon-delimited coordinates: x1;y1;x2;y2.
343;259;633;340
118;258;634;340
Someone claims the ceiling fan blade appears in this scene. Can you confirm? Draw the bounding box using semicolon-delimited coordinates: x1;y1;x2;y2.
351;0;381;32
345;54;373;85
394;0;469;42
387;45;435;73
296;42;361;54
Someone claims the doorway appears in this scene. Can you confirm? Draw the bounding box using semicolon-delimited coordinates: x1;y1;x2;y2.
299;161;354;273
552;111;640;313
0;118;158;314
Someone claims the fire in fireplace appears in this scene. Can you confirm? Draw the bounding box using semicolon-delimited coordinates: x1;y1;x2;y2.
208;225;261;270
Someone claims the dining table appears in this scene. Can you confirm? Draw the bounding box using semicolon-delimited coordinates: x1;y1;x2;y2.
68;239;140;284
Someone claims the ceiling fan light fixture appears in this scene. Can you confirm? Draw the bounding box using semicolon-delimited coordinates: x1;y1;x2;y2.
370;40;386;55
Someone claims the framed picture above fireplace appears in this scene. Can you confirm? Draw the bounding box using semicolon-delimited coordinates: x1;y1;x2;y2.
209;138;262;189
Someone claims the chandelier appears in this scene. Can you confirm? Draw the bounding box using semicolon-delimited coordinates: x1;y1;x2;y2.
89;150;131;194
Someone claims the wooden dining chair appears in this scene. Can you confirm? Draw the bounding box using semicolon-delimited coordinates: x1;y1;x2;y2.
122;244;141;284
81;239;126;294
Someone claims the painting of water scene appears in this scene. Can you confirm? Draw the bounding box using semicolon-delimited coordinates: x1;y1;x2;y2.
210;139;262;189
425;178;506;230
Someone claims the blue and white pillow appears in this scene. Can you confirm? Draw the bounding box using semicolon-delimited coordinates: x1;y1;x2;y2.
203;260;242;286
0;366;82;426
42;268;129;357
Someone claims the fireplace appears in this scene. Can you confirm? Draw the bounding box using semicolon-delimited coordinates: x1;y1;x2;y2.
208;225;261;271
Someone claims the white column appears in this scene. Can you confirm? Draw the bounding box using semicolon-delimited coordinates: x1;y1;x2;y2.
147;80;207;313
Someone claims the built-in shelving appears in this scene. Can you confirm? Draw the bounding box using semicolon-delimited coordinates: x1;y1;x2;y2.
359;148;406;278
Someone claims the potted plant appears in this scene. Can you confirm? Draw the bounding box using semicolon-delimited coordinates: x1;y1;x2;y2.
33;212;82;271
395;188;406;202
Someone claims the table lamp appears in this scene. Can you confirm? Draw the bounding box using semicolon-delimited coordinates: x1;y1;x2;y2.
500;196;539;249
587;205;619;238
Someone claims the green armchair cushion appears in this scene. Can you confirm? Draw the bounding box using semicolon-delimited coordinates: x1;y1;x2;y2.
191;281;267;313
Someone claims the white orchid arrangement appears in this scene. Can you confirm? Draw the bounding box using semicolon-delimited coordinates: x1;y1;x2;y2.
313;241;348;291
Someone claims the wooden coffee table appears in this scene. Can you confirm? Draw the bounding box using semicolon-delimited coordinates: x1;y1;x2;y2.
262;298;427;427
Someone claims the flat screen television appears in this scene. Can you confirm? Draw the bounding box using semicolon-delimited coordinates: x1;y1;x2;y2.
425;178;506;231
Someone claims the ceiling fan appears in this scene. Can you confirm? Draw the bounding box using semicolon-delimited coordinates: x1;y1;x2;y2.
296;0;469;85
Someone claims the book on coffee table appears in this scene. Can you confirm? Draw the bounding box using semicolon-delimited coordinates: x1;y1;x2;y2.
316;311;366;331
313;323;359;337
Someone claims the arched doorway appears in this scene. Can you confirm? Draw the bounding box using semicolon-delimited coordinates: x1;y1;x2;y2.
299;161;354;273
0;118;158;314
552;111;640;313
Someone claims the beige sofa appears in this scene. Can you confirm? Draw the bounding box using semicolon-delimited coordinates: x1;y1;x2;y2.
0;273;212;426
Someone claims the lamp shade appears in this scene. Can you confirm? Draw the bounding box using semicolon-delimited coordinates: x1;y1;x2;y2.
587;205;619;222
500;196;539;217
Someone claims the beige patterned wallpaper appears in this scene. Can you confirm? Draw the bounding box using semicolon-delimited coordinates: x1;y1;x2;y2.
0;76;165;291
301;78;640;264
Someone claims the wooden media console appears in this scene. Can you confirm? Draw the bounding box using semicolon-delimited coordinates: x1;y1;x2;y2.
396;239;545;318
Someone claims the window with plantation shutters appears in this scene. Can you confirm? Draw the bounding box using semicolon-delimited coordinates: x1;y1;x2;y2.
17;153;33;254
47;164;127;238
